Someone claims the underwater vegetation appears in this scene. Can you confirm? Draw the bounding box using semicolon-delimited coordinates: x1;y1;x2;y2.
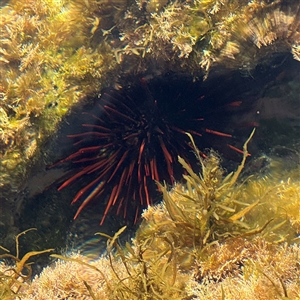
0;0;117;190
1;134;299;299
0;0;299;192
0;0;299;297
0;228;53;300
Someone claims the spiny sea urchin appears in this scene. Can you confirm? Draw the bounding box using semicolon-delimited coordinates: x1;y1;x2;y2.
52;73;251;225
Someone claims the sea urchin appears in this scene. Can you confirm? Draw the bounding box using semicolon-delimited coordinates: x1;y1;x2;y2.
52;74;246;225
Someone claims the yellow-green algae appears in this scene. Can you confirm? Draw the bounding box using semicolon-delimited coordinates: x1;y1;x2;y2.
0;228;53;300
0;1;299;295
0;0;118;189
0;0;299;191
1;132;299;299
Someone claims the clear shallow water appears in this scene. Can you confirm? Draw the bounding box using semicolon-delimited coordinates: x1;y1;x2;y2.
0;1;299;282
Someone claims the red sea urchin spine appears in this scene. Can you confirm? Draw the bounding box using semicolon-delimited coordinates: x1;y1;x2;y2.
52;75;249;225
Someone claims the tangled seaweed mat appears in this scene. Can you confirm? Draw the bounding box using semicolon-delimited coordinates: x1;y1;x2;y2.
1;130;299;299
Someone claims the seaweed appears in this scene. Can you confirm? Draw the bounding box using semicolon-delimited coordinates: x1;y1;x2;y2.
1;0;299;191
52;225;188;299
0;228;53;300
4;128;298;299
136;129;270;267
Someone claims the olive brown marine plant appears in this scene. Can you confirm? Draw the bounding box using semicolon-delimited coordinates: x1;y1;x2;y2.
136;130;262;263
0;228;53;300
48;129;263;299
1;129;299;299
21;128;298;300
93;128;299;299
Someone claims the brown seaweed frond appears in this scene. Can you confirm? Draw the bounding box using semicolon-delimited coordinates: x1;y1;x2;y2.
95;226;188;299
0;228;53;299
16;237;300;299
50;226;189;300
137;125;300;285
187;239;300;299
138;129;261;258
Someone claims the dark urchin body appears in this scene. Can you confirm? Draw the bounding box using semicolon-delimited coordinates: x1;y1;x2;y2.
53;74;249;225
